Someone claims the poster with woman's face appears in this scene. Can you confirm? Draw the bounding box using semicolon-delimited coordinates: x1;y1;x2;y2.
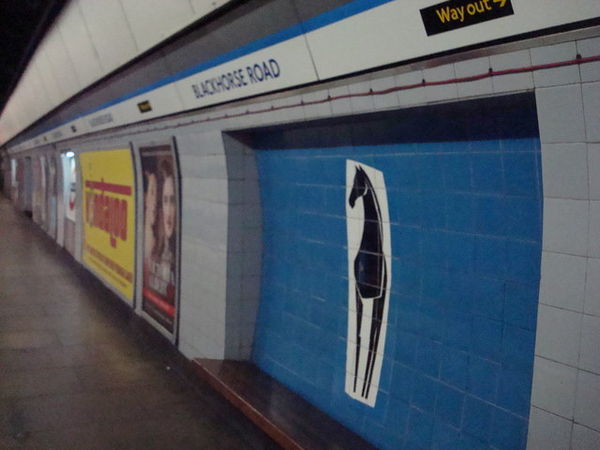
140;143;179;335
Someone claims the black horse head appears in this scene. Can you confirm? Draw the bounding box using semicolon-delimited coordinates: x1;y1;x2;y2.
348;166;370;208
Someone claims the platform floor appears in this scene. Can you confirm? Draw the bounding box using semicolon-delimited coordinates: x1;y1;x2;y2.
0;198;278;449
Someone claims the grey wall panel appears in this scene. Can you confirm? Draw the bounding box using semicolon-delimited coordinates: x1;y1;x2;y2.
161;0;299;75
291;0;351;23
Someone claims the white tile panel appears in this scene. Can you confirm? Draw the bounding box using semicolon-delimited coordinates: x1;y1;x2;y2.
27;63;53;119
577;36;600;83
531;356;577;419
184;178;228;203
589;144;600;201
582;82;600;142
119;0;195;53
585;258;600;317
531;42;580;88
423;64;458;103
455;56;493;98
371;75;400;111
535;304;582;366
541;143;589;200
57;1;105;88
580;314;600;374
539;251;587;312
491;49;534;93
574;370;600;431
33;52;63;110
329;85;352;116
396;70;426;107
571;424;600;450
188;0;232;19
348;80;375;112
302;90;333;119
40;31;82;103
543;198;589;256
527;407;572;450
536;85;586;144
78;0;139;74
590;201;600;258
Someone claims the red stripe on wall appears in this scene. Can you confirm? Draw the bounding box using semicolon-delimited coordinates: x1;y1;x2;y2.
85;180;132;196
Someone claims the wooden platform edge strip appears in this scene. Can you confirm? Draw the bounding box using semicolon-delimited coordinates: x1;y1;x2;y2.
192;358;375;450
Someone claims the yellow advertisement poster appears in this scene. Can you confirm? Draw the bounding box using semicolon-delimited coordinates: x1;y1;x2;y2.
80;149;135;301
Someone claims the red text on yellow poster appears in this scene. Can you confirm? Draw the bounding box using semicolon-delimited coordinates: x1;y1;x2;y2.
80;149;135;301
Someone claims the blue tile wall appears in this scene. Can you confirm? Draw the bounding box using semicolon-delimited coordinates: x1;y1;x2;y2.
252;102;542;449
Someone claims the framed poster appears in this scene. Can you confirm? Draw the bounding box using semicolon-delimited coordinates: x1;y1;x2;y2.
138;141;180;336
80;149;136;303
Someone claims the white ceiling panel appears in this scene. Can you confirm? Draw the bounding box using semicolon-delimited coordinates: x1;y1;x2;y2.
30;62;53;120
34;50;63;109
43;29;82;102
58;1;104;89
188;0;233;20
120;0;195;53
78;0;139;74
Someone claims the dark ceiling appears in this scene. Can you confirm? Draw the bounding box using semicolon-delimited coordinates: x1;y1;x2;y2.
0;0;67;115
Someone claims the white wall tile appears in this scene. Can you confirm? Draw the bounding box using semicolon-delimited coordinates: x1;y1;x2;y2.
590;202;600;258
371;75;400;110
396;70;425;107
183;178;228;203
303;90;333;120
571;424;600;450
491;49;534;93
176;130;225;156
543;198;589;256
271;95;305;122
574;370;600;431
539;251;587;312
541;143;588;199
423;64;458;103
120;0;195;53
585;258;600;317
329;85;352;115
531;42;580;87
179;154;227;180
583;82;600;142
536;85;586;144
43;32;82;101
78;0;139;73
188;0;230;19
57;1;104;89
577;36;600;83
580;315;600;374
455;56;493;98
531;357;578;418
535;304;582;366
527;407;572;450
348;80;375;113
34;53;63;107
589;144;600;201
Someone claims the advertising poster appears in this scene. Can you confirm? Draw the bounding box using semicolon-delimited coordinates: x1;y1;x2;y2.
80;149;135;302
139;143;180;334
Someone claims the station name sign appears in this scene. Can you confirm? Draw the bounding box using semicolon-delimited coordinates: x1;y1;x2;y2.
421;0;514;36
